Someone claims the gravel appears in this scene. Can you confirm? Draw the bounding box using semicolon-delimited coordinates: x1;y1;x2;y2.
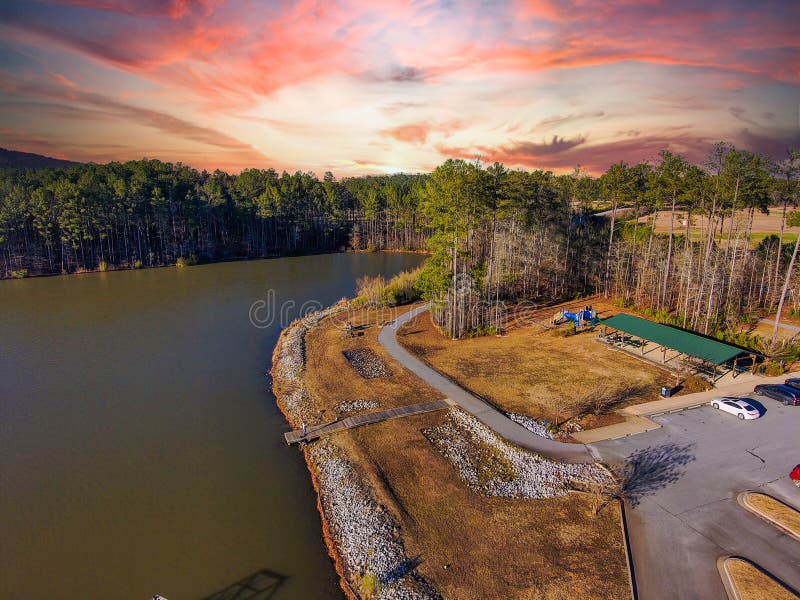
343;348;392;378
425;409;609;498
508;413;554;439
273;303;347;423
336;400;380;414
310;441;439;599
272;302;439;599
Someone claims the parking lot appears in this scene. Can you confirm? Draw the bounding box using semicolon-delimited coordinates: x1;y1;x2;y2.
592;395;800;600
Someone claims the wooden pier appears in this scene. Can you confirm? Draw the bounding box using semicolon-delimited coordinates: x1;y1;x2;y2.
284;398;451;445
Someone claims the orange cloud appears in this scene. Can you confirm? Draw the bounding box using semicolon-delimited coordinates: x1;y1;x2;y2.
380;120;463;144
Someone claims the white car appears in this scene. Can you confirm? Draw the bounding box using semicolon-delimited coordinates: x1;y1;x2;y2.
710;397;760;419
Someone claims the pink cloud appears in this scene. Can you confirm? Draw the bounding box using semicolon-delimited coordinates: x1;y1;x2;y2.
380;120;463;144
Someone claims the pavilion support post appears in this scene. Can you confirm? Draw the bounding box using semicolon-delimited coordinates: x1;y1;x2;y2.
662;346;666;363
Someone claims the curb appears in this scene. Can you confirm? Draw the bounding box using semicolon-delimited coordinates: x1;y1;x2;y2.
737;491;800;543
716;556;741;600
618;500;638;600
717;555;800;600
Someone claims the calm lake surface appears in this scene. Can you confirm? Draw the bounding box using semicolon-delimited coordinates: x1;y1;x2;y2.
0;253;424;600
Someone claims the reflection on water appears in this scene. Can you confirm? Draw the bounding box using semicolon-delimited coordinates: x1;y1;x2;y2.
0;253;423;600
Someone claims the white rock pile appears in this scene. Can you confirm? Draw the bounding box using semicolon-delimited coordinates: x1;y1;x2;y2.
425;409;609;498
343;348;392;378
508;413;554;439
310;441;439;599
336;400;380;414
273;303;346;422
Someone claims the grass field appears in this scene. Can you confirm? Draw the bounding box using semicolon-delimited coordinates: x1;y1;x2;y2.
303;304;630;599
633;207;799;248
726;558;798;600
397;298;672;432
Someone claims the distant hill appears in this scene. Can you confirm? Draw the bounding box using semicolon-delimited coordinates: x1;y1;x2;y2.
0;148;80;170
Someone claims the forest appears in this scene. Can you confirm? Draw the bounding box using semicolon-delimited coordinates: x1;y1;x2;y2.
0;160;428;277
2;144;798;353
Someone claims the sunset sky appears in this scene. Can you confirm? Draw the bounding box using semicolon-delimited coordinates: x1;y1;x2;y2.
0;0;798;175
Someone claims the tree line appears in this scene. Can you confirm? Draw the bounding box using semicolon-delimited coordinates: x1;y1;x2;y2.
0;160;428;277
2;144;798;349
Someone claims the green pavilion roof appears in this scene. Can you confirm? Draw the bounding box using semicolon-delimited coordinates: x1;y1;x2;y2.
601;313;745;365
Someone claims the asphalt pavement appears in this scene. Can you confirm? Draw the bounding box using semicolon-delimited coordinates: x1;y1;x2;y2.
592;399;800;599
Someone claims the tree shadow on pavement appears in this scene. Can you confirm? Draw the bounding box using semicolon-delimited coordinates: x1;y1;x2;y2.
622;442;696;507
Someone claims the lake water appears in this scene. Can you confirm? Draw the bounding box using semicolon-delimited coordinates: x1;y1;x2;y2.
0;253;424;600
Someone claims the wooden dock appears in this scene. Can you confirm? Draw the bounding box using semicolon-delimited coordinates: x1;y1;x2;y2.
284;398;451;445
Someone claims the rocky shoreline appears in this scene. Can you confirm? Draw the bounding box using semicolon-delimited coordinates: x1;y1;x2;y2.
271;302;613;598
271;303;439;599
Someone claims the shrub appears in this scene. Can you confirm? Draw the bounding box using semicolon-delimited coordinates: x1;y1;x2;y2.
764;361;787;376
466;325;499;337
356;274;386;306
384;267;422;305
10;269;28;279
176;254;198;268
681;375;712;394
98;261;108;272
133;259;143;269
357;572;381;598
356;268;422;308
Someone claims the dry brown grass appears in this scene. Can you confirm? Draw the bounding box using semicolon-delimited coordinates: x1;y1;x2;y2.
304;305;445;422
743;493;800;539
303;302;630;599
726;558;798;600
397;298;671;430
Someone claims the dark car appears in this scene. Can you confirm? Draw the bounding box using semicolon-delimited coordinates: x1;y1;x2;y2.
754;384;800;406
785;377;800;391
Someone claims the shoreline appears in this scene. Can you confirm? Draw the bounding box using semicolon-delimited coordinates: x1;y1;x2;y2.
270;302;438;600
270;304;357;600
2;248;430;281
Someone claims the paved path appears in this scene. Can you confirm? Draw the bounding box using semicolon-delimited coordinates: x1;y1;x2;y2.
379;304;595;463
758;317;800;334
284;398;450;444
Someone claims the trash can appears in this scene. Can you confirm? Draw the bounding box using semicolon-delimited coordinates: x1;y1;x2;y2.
660;386;672;398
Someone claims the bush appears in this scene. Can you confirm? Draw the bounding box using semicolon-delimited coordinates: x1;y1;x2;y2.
133;259;143;269
10;269;28;279
357;572;381;598
764;361;787;376
466;325;498;337
98;261;108;272
355;268;422;307
680;375;712;393
176;254;198;268
384;267;422;305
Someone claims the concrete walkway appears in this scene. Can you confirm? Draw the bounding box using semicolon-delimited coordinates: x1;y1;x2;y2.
379;304;595;464
574;372;794;443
